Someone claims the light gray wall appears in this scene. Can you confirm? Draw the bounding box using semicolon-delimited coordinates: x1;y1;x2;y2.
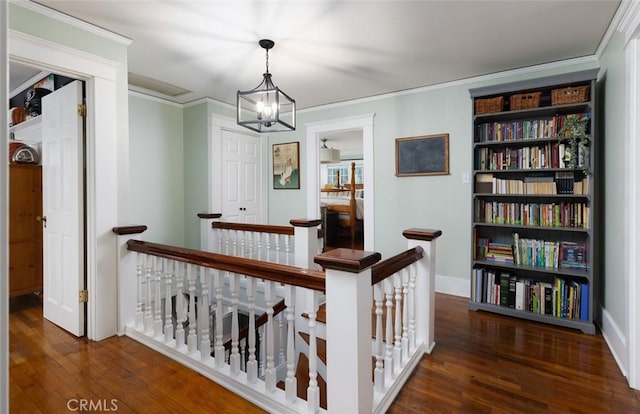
182;102;210;248
598;31;627;334
128;94;184;245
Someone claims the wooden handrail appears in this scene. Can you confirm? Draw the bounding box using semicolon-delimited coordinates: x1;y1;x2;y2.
112;225;148;235
371;246;424;285
212;221;295;236
222;299;287;351
127;239;325;292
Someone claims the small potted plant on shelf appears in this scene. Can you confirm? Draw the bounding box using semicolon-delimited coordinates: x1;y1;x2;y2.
558;114;590;173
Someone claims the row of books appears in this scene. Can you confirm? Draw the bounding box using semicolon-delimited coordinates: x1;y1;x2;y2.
471;268;589;320
476;234;588;271
475;142;589;171
475;113;590;142
474;200;590;228
475;173;590;195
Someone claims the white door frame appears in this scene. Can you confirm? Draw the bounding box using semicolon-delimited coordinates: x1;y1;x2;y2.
1;3;9;412
209;114;268;221
621;3;640;389
305;114;375;250
8;30;123;341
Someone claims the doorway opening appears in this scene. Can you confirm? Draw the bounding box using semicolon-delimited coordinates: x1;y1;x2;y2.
8;62;88;337
305;113;375;251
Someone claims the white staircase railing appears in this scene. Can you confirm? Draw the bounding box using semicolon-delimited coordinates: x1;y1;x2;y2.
114;225;441;413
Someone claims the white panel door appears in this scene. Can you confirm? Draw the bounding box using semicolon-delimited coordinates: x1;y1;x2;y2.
222;130;261;223
42;80;85;337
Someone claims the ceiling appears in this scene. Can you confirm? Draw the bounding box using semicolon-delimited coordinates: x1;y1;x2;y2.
16;0;620;112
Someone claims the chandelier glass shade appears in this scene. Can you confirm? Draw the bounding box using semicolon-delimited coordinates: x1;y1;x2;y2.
320;138;341;164
237;39;296;133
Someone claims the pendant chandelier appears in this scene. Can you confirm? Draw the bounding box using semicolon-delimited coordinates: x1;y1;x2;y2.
237;39;296;133
320;138;341;164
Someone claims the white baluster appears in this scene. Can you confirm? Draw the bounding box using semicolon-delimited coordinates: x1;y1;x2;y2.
214;271;225;367
164;258;174;344
402;268;410;362
285;285;297;402
264;281;276;392
384;278;394;380
246;277;258;383
232;230;238;256
256;233;263;261
154;257;163;337
274;235;281;264
240;340;246;372
174;261;186;349
284;235;291;265
219;228;225;254
200;267;211;361
393;273;403;371
374;283;385;392
248;231;255;259
306;291;320;413
135;253;144;330
230;273;240;375
144;255;153;333
408;263;417;352
258;325;265;377
187;264;198;354
265;234;272;262
239;231;246;258
278;314;286;365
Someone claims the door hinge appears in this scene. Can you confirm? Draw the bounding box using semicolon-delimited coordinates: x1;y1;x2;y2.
79;290;88;303
78;103;87;117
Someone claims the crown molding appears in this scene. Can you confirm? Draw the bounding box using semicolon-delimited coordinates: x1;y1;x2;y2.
128;89;183;108
618;0;640;44
301;55;599;113
11;0;132;45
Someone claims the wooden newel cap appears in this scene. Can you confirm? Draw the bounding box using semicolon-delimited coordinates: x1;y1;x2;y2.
314;248;382;273
112;225;148;235
197;213;222;219
290;218;322;227
402;228;443;241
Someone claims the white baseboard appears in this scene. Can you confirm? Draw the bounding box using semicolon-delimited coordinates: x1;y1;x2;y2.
601;306;629;380
435;274;469;298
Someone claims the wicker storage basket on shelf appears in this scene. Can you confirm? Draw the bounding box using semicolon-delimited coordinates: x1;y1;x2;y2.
475;96;504;114
509;92;542;110
551;85;589;106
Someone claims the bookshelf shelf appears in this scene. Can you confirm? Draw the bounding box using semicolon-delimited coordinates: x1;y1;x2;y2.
473;223;590;233
468;302;596;334
469;69;599;335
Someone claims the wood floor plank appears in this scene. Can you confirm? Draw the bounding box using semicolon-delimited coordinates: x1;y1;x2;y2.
9;293;640;413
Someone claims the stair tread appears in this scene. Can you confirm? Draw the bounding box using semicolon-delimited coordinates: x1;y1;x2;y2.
298;332;327;365
300;303;326;324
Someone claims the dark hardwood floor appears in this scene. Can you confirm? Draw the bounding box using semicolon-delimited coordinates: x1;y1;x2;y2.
9;293;640;413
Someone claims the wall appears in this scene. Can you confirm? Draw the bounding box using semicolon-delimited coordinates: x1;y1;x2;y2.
128;93;184;245
598;31;628;366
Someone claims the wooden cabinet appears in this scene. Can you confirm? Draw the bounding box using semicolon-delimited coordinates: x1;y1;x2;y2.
9;164;43;297
468;69;599;334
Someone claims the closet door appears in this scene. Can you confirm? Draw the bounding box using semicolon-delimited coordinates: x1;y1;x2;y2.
221;129;262;223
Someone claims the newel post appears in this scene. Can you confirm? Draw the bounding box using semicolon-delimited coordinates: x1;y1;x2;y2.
290;218;322;268
315;248;382;414
198;213;222;252
403;228;442;353
112;225;148;335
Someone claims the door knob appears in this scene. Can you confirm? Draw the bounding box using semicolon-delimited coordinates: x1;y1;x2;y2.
36;215;47;228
